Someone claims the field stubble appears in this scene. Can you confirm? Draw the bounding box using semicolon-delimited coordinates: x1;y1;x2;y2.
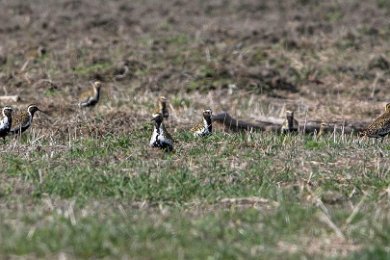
0;0;389;258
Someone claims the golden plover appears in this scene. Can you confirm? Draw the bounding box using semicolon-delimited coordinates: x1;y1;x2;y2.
78;81;102;108
10;104;42;135
149;112;174;151
281;110;299;134
155;96;169;120
317;122;328;138
0;106;13;142
359;103;390;140
191;109;213;137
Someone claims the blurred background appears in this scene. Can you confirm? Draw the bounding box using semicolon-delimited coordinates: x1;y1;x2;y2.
0;0;389;125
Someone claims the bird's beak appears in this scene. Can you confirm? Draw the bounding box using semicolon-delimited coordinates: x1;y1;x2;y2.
38;108;48;114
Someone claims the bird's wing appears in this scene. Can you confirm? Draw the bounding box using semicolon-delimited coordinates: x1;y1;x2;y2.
366;114;389;130
153;105;161;115
363;114;390;136
190;121;203;132
11;112;30;130
78;88;93;103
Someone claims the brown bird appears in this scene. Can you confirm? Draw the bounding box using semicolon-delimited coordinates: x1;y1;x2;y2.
78;81;102;108
10;104;42;135
154;96;169;120
359;103;390;140
191;109;213;137
317;122;328;138
281;110;299;134
149;112;174;151
0;106;13;142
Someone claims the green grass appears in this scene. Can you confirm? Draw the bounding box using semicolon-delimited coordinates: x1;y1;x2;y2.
0;131;389;258
73;62;112;76
1;0;390;258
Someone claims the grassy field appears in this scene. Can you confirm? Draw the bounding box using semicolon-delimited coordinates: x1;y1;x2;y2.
0;0;390;258
1;132;390;258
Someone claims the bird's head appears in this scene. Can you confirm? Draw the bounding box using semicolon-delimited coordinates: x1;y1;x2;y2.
93;81;102;91
385;103;390;113
286;110;294;118
2;106;13;117
159;96;167;103
27;104;43;115
203;109;213;119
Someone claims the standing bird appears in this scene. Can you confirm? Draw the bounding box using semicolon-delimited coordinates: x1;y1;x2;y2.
281;110;299;134
359;103;390;140
10;104;42;135
0;106;13;143
191;109;213;137
149;113;174;151
155;96;169;120
317;122;328;138
78;81;102;108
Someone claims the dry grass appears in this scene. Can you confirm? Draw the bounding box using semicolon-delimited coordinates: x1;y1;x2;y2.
0;0;389;258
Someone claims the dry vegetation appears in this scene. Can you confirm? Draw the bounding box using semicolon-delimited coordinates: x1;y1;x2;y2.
0;0;389;258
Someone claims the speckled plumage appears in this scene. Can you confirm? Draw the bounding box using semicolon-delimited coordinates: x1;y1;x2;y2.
360;103;390;139
78;81;102;108
191;109;213;137
154;96;169;120
10;104;41;135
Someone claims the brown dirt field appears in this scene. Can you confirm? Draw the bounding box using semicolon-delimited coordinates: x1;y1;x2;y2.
0;0;389;137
